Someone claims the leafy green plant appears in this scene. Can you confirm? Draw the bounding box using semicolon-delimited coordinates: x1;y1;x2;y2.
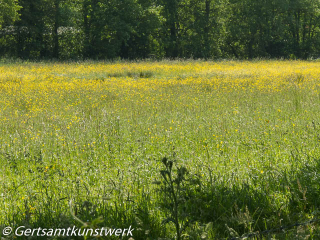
157;157;214;240
158;157;189;240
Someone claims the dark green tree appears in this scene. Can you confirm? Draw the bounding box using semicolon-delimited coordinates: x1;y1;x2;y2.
158;0;181;58
15;0;48;58
284;0;320;58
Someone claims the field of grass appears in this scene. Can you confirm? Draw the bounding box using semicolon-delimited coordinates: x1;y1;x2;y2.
0;60;320;239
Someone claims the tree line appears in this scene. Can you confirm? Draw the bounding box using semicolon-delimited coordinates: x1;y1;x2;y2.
1;0;320;60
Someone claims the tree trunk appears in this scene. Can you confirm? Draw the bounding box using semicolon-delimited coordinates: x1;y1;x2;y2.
204;0;210;59
166;0;178;58
83;0;90;58
53;0;60;59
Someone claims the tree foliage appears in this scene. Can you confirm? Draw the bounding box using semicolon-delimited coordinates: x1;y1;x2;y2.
1;0;320;59
0;0;21;28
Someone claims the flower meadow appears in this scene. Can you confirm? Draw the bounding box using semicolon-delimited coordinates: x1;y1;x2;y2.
0;60;320;239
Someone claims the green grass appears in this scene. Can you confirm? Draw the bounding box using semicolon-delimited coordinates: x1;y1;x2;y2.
0;60;320;239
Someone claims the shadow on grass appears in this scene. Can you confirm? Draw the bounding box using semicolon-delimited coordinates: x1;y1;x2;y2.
154;154;320;239
1;155;320;240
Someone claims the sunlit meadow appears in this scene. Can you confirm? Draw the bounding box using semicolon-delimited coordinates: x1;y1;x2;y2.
0;60;320;239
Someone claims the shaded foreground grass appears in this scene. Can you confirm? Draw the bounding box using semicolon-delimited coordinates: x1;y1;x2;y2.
0;60;320;239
